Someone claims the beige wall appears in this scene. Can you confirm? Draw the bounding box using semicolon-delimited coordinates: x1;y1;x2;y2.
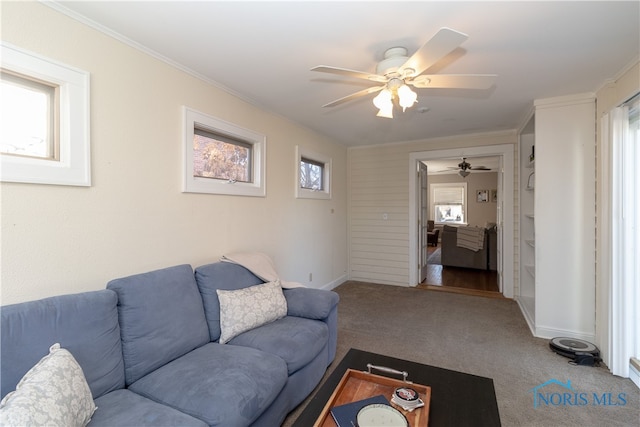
427;172;498;227
348;132;516;286
0;2;348;304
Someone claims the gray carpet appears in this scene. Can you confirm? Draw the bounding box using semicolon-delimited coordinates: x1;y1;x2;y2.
283;281;639;426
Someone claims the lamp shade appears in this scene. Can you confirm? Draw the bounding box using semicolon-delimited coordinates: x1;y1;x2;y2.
376;105;393;118
373;89;393;110
397;85;417;112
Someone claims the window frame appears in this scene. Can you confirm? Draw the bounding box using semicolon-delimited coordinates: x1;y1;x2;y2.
182;107;266;197
430;182;468;225
295;145;331;200
0;42;90;187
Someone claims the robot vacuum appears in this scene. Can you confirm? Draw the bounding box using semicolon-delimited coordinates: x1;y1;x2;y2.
549;337;601;366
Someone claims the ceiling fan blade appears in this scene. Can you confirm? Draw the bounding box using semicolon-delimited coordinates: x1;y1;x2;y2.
398;27;468;77
311;65;388;83
410;74;497;89
471;166;491;170
321;86;385;108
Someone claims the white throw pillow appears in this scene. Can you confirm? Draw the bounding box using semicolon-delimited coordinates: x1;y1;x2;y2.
217;280;288;344
0;343;96;427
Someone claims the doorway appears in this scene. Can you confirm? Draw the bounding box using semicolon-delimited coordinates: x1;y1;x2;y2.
408;144;515;298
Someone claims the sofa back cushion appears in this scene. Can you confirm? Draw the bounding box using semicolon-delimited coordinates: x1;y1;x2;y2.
1;290;125;400
194;262;264;342
107;264;210;385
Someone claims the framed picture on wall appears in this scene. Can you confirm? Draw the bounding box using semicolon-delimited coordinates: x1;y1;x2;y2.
491;189;498;202
476;189;489;203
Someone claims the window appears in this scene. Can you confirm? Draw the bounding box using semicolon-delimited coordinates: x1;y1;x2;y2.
193;127;251;183
431;183;467;225
1;70;58;160
300;157;323;190
0;43;90;186
296;146;331;199
183;107;266;197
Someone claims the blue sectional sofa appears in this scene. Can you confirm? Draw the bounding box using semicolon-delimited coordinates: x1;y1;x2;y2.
1;261;339;426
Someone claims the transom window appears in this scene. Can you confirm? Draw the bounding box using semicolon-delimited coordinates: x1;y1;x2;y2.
1;43;90;187
182;107;266;197
193;127;252;183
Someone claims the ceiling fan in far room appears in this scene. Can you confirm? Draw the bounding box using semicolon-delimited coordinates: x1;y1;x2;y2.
442;158;492;177
310;27;497;118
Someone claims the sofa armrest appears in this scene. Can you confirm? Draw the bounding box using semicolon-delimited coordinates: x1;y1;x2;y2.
283;288;339;320
283;288;339;365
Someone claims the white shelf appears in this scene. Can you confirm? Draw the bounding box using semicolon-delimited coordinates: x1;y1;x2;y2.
525;264;535;278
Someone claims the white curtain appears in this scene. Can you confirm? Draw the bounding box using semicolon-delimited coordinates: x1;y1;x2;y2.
608;99;640;378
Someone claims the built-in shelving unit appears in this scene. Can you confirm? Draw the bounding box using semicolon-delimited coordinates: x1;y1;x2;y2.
517;93;596;341
518;115;536;327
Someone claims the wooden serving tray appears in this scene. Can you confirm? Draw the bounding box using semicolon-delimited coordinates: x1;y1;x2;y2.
313;368;431;427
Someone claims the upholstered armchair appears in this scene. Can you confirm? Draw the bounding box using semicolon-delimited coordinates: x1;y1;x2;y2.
427;220;440;246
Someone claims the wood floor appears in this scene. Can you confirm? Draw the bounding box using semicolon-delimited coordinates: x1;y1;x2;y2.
418;244;503;298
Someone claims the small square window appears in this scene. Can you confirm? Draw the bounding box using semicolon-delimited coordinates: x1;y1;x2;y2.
296;146;331;200
300;157;324;190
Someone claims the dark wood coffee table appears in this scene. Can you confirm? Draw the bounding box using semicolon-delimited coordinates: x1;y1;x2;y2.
292;348;501;426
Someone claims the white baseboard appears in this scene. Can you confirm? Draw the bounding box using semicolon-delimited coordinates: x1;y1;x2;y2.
534;324;596;342
630;359;640;389
319;274;348;291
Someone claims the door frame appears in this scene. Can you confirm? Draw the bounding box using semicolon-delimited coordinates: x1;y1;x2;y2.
408;144;515;298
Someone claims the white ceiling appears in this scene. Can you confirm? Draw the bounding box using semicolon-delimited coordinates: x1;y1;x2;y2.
52;1;639;147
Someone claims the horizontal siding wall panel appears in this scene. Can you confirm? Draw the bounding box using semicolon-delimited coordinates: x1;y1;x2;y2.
351;244;409;255
349;270;409;286
350;257;409;270
348;131;517;287
350;251;408;262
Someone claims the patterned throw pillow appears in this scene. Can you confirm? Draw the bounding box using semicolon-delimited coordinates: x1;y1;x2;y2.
217;280;288;344
0;343;96;427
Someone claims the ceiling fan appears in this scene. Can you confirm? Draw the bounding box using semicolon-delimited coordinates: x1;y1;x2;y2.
442;157;491;177
311;27;497;118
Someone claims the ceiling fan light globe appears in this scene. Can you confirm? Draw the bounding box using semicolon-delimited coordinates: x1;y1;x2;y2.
459;170;470;178
373;89;393;110
376;105;394;119
398;84;418;111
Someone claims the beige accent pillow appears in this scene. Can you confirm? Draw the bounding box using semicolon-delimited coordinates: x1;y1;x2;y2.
217;280;288;344
0;343;96;427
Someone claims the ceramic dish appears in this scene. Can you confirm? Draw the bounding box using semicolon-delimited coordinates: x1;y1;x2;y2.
356;403;408;427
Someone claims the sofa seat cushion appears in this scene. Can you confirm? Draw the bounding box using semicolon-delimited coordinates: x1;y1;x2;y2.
128;343;287;427
90;389;207;427
228;316;328;375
